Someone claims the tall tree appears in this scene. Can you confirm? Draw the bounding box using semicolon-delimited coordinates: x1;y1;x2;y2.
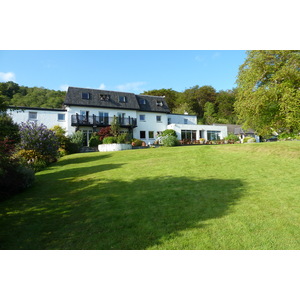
215;89;237;124
177;85;217;118
203;102;217;124
235;50;300;135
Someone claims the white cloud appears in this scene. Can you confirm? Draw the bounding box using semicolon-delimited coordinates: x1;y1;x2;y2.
0;72;16;82
116;81;147;93
59;84;69;91
99;83;106;90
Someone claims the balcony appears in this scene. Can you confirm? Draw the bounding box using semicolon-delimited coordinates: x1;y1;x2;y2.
71;114;137;128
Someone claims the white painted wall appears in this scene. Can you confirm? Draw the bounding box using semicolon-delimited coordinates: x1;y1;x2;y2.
168;114;197;125
8;106;228;144
134;111;168;144
8;108;68;131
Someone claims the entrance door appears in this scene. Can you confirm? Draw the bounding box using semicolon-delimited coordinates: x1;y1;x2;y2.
82;129;93;146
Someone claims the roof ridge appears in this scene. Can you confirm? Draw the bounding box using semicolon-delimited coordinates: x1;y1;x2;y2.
68;86;136;95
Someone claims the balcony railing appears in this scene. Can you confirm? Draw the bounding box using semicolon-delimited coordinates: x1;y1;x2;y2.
71;114;137;128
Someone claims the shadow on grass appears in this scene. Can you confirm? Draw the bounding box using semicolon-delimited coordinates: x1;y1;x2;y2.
54;153;112;167
0;174;245;250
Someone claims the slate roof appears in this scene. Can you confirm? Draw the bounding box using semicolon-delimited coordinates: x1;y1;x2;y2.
64;87;141;111
136;95;170;113
64;87;170;113
214;123;255;135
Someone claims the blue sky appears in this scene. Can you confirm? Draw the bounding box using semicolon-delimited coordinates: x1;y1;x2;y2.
0;50;247;94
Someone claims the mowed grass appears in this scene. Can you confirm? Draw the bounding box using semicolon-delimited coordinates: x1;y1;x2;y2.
0;142;300;249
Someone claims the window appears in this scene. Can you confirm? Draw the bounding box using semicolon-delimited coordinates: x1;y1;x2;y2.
99;112;109;124
82;92;91;100
184;118;188;124
156;115;162;122
58;113;65;121
207;131;221;141
139;98;146;105
29;112;37;120
149;131;154;139
119;96;126;103
99;94;109;101
156;100;163;106
140;131;146;139
168;118;171;125
181;130;196;141
139;114;146;121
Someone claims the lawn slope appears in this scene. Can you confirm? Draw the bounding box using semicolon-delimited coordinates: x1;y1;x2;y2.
0;142;299;249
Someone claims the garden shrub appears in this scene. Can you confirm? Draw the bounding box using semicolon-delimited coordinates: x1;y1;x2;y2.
0;114;20;145
18;122;59;164
116;133;129;144
161;129;177;137
0;162;35;200
67;130;84;153
89;133;101;147
0;116;35;200
161;135;178;147
225;133;239;142
102;136;117;144
98;126;113;141
131;139;143;146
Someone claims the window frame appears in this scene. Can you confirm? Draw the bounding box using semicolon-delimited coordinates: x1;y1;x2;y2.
140;131;146;139
148;131;154;139
81;92;91;100
58;113;65;121
28;111;37;120
119;96;126;103
156;115;162;123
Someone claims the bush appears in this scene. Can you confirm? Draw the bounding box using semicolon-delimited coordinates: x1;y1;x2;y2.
18;122;59;164
98;126;113;141
0;114;20;144
67;131;84;153
89;133;101;147
161;129;177;137
103;136;117;144
116;133;129;144
0;162;35;201
161;135;178;147
224;133;239;142
131;139;143;147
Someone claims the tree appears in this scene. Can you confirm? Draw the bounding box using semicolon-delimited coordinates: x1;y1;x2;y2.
203;102;217;124
235;50;300;135
215;89;237;124
177;85;217;118
110;116;120;137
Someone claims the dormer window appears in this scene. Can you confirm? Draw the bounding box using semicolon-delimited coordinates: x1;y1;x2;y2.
119;96;126;103
139;99;146;105
156;100;163;106
99;94;110;101
82;92;91;100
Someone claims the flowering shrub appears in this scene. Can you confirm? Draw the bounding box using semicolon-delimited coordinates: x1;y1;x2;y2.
98;126;113;141
18;122;59;164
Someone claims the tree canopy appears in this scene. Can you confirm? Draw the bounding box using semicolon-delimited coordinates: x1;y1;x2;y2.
0;81;66;110
235;50;300;135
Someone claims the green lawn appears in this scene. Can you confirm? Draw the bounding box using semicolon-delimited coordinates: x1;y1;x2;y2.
1;142;300;250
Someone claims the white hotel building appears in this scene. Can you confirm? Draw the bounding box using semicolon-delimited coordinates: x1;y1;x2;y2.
8;87;227;145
